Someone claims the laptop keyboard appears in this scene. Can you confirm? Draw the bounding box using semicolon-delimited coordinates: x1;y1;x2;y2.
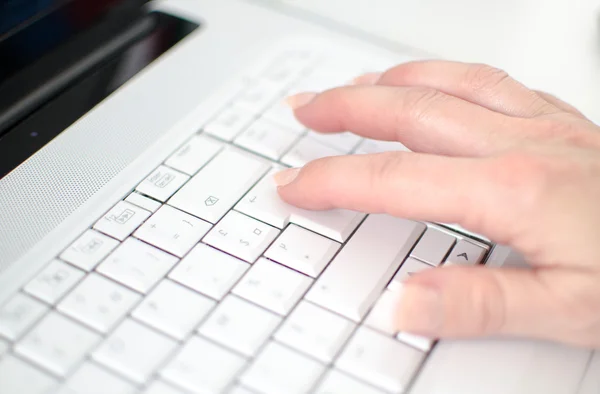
0;39;490;394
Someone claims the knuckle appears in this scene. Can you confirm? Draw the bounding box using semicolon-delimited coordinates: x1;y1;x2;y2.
369;152;404;187
472;275;508;335
399;87;448;126
464;64;511;94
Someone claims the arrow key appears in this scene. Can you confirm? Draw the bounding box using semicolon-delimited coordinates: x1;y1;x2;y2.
445;240;488;266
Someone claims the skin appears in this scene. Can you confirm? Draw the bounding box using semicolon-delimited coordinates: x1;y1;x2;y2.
273;60;600;348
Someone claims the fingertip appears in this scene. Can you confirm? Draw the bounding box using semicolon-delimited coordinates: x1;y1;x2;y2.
286;92;317;110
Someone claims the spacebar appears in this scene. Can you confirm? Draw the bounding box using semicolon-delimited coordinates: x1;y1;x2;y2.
305;214;425;321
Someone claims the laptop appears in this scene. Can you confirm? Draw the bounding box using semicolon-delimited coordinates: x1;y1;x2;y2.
0;0;597;393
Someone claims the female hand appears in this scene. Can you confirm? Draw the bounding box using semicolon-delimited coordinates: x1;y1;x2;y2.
274;60;600;348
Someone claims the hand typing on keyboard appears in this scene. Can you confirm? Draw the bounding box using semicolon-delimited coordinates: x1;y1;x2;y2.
275;60;600;348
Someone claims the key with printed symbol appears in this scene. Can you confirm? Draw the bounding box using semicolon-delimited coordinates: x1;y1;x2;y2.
136;165;189;202
134;205;212;257
281;135;343;168
0;293;48;341
169;243;249;300
410;228;456;266
232;258;312;315
60;229;120;271
24;260;85;305
233;80;284;114
165;134;223;176
234;118;300;160
306;130;362;154
265;224;340;277
57;362;136;394
16;312;100;377
168;148;270;224
0;355;57;394
445;239;488;266
315;369;387;394
97;238;179;293
93;201;151;241
387;257;434;292
58;273;140;333
235;168;365;242
203;210;279;263
203;104;256;141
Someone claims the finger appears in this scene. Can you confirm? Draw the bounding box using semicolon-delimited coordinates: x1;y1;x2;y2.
395;265;600;347
533;90;587;118
357;61;561;118
288;85;517;157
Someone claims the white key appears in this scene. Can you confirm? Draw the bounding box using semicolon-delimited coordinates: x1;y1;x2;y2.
396;331;434;352
240;341;325;394
274;301;354;363
364;290;399;336
60;229;120;271
93;201;151;241
203;211;279;263
0;293;48;341
57;362;136;394
161;336;246;393
165;134;223;176
228;386;256;394
58;274;140;333
97;238;178;293
143;380;187;394
134;205;212;257
355;139;410;154
232;258;312;315
259;50;315;86
445;239;488;266
24;260;85;305
234;119;299;160
280;135;343;168
125;192;162;213
203;105;256;141
305;214;425;321
265;224;340;277
93;319;177;384
0;338;9;357
410;228;456;266
336;327;425;393
306;131;362;153
315;369;386;394
168;148;270;224
387;257;433;292
16;312;100;376
235;169;365;242
261;99;306;134
136;165;189;202
0;355;56;394
233;80;284;114
169;243;249;300
132;280;215;340
199;295;281;357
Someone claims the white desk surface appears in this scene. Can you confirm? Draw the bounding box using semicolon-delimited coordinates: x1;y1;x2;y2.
274;0;600;124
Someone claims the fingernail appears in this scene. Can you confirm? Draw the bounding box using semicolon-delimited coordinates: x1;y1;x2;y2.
286;92;317;109
273;168;300;186
353;72;382;85
395;284;443;335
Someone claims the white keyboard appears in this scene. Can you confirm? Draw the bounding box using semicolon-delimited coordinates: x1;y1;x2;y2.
0;39;490;394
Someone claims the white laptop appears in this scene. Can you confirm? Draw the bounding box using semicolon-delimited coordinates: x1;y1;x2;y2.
0;0;597;393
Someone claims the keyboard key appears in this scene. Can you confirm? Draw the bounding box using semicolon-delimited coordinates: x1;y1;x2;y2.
280;135;343;168
305;214;425;321
143;380;187;394
259;50;315;86
0;355;56;394
97;238;179;293
315;369;386;394
240;341;325;394
274;301;354;363
58;274;141;333
199;295;281;357
306;130;362;153
57;362;136;394
228;386;257;394
0;338;9;357
235;168;365;242
0;293;48;341
165;134;223;176
396;331;434;352
169;243;249;300
125;192;162;213
93;201;151;241
136;165;190;202
445;239;488;266
410;228;456;266
364;290;399;336
161;336;246;393
262;99;306;134
336;327;425;393
16;312;100;376
233;80;284;114
60;229;120;271
24;260;85;305
203;105;256;141
387;257;433;292
168;148;270;224
233;258;312;315
203;211;279;263
235;118;299;160
132;280;215;340
355;139;410;154
134;205;212;257
93;319;177;384
264;224;340;277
